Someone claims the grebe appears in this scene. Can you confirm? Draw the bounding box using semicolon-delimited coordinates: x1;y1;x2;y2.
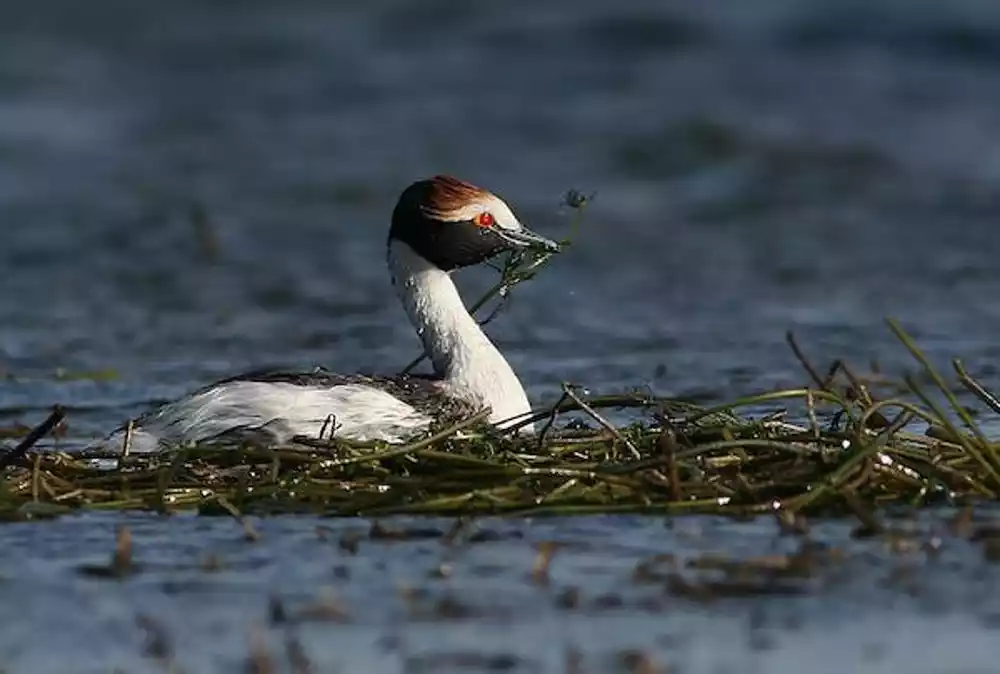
108;175;559;452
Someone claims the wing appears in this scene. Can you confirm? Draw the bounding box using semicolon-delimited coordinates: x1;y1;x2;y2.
210;367;453;416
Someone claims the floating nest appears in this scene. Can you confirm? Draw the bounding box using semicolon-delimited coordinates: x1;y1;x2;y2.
1;320;999;521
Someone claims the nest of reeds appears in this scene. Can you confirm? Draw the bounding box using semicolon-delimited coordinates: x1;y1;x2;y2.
1;319;999;521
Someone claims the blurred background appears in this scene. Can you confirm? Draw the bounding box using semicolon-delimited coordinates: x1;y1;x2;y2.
5;4;1000;672
2;0;1000;440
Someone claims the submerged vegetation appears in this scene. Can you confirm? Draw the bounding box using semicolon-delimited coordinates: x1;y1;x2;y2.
2;192;1000;521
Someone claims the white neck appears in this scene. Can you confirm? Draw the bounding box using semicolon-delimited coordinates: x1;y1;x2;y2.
387;240;533;432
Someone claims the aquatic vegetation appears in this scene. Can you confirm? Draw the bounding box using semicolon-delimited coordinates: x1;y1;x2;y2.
0;319;998;521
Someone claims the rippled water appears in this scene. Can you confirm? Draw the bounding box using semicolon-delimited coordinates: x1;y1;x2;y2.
3;0;1000;670
4;510;1000;674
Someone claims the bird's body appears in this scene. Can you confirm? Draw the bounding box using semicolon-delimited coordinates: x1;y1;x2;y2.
104;175;558;452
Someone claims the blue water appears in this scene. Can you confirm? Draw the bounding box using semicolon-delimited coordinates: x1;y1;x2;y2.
3;0;1000;670
2;510;999;674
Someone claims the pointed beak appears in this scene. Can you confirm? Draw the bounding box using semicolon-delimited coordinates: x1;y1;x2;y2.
496;225;561;253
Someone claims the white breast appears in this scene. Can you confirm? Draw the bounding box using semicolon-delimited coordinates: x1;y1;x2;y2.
389;241;535;433
107;381;434;452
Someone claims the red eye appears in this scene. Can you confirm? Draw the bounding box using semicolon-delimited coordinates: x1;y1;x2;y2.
475;212;494;228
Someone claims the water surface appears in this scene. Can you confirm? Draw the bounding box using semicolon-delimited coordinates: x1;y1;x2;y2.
3;510;1000;674
3;0;1000;438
